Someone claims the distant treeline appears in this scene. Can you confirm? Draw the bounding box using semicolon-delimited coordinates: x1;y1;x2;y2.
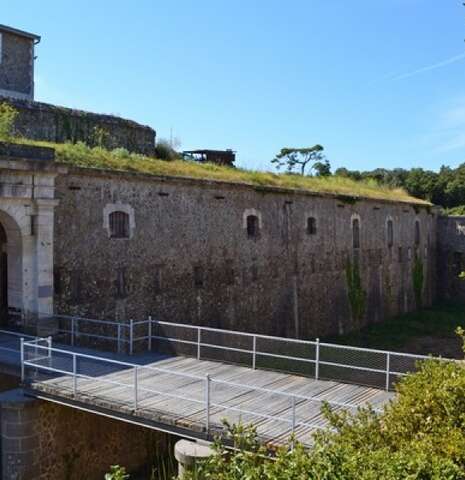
335;165;465;213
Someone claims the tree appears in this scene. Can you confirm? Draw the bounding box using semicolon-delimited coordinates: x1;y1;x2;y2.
154;138;179;161
271;145;326;176
313;158;331;176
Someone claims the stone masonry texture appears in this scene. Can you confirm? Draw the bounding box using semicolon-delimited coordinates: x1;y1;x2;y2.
0;97;156;155
0;388;169;480
53;167;437;339
437;215;465;302
0;31;34;98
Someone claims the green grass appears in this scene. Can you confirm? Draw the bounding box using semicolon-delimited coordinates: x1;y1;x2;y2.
12;138;430;205
324;303;465;357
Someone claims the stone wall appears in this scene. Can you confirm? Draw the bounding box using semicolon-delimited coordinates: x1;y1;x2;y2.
0;143;61;325
0;30;34;100
53;168;437;339
1;97;156;155
437;215;465;302
0;388;169;480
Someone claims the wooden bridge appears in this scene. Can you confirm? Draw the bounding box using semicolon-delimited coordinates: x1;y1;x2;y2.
0;318;433;447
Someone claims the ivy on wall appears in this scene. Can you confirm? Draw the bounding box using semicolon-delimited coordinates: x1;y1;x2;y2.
413;253;424;308
345;258;366;327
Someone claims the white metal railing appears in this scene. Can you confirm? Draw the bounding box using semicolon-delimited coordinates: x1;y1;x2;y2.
0;329;36;355
10;313;449;391
51;314;150;355
149;319;447;391
21;339;372;442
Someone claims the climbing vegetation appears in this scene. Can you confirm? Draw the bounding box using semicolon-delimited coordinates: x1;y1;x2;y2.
413;253;424;308
345;259;366;327
0;102;18;140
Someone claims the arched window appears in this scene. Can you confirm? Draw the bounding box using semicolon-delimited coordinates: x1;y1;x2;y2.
109;211;130;238
247;215;259;238
352;218;360;249
414;220;420;246
307;217;317;235
387;219;394;248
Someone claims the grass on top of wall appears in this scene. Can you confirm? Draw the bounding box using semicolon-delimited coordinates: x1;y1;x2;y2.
16;139;429;204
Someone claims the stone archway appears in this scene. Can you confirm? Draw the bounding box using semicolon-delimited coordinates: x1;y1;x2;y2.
0;209;23;326
0;143;63;333
0;223;7;324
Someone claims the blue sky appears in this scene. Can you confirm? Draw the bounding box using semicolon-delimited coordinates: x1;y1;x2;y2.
3;1;465;172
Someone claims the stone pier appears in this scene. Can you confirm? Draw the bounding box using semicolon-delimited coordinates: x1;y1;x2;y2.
0;388;169;479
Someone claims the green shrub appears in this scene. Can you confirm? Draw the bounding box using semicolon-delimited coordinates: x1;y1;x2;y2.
183;358;465;480
0;102;18;140
112;147;131;159
154;140;179;161
104;465;129;480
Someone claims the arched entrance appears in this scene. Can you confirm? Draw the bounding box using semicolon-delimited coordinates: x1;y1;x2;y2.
0;211;23;328
0;223;8;325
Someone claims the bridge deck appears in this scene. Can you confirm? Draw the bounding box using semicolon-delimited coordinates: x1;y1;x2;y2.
22;342;395;447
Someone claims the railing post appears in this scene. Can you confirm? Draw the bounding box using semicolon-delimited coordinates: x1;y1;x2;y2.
205;374;210;434
129;319;134;356
134;366;138;410
73;353;77;397
117;324;121;354
315;338;320;380
197;328;201;360
385;352;390;391
75;318;79;343
71;317;75;346
148;315;152;352
291;395;296;449
20;337;24;382
252;335;257;370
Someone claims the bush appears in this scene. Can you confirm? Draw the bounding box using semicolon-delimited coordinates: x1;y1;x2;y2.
184;358;465;480
0;102;18;140
154;140;179;161
104;465;129;480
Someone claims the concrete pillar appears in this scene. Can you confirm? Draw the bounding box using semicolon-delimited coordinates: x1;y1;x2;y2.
174;439;214;478
0;388;41;480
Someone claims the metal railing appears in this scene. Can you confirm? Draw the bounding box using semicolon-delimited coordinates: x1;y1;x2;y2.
0;329;36;360
52;314;150;355
21;339;371;443
11;313;450;391
149;320;446;391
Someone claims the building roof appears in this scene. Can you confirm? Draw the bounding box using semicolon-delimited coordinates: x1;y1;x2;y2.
0;24;41;42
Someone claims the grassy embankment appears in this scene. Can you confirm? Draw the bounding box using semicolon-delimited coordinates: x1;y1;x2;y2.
13;138;430;204
324;302;465;358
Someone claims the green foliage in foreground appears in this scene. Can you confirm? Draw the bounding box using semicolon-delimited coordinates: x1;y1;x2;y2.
182;358;465;480
105;465;129;480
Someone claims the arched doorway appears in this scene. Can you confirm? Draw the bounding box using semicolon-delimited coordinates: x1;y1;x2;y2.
0;211;23;328
0;223;7;325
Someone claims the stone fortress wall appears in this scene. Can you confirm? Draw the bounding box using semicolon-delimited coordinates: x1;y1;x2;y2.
437;215;465;303
1;96;156;155
53;167;437;339
0;388;169;480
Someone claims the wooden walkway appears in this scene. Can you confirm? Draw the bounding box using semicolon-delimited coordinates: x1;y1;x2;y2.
21;341;395;447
